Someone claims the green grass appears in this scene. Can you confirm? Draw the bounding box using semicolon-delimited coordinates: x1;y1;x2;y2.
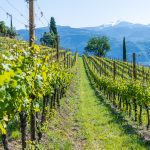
38;57;150;150
11;130;21;140
73;58;149;150
38;63;80;149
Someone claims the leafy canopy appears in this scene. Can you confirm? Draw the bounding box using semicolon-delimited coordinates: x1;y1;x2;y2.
50;17;58;35
85;36;110;57
40;17;58;47
0;21;17;38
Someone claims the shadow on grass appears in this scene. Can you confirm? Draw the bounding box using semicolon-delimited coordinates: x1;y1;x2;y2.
83;58;150;148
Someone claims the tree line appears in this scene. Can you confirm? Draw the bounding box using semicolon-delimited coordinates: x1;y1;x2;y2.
0;21;17;38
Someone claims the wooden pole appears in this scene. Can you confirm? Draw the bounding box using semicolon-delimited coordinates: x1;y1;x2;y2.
6;13;13;38
10;15;13;33
29;0;36;143
133;53;137;80
56;35;59;61
64;52;66;68
113;61;116;80
67;54;69;68
133;52;138;122
69;54;71;68
29;0;35;46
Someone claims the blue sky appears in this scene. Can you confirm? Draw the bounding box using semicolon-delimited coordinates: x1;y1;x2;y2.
0;0;150;29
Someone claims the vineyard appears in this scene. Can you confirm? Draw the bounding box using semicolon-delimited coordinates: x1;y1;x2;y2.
0;37;78;149
0;0;150;149
83;55;150;129
0;38;150;149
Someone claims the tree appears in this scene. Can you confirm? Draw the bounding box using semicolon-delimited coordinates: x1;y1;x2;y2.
49;31;57;48
50;17;57;35
123;37;127;62
85;36;110;57
40;32;50;46
40;17;58;47
0;21;7;36
49;17;58;48
40;31;57;48
0;21;17;38
7;27;17;38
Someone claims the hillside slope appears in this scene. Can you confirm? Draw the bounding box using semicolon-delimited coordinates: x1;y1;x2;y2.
17;22;150;65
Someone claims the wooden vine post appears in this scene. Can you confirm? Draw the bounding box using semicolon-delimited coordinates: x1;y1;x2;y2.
67;54;69;68
2;134;9;150
99;58;101;76
69;53;71;68
113;61;116;80
113;61;116;106
64;52;66;68
142;66;145;81
29;0;35;47
122;66;124;79
29;0;37;145
56;35;59;62
133;53;137;80
133;53;138;122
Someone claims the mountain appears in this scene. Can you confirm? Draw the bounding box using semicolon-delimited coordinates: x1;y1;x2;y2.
17;21;150;65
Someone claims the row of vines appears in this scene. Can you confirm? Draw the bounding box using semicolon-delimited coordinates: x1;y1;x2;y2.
83;55;150;132
0;37;78;150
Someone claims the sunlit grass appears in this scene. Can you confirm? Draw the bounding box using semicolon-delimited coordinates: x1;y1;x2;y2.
39;57;150;150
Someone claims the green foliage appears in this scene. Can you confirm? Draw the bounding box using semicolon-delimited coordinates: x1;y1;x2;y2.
36;57;150;149
11;130;21;140
83;55;150;129
50;17;58;35
49;31;57;48
7;27;17;38
0;37;76;141
40;17;58;47
0;21;7;36
0;21;17;38
85;36;110;57
81;57;150;149
40;32;50;46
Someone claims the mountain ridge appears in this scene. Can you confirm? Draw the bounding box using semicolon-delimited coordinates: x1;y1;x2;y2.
17;21;150;65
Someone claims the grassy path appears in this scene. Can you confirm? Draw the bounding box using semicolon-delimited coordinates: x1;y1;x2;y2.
39;58;149;150
75;58;149;150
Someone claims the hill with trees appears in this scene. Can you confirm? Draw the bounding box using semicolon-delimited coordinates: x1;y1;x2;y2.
17;21;150;65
